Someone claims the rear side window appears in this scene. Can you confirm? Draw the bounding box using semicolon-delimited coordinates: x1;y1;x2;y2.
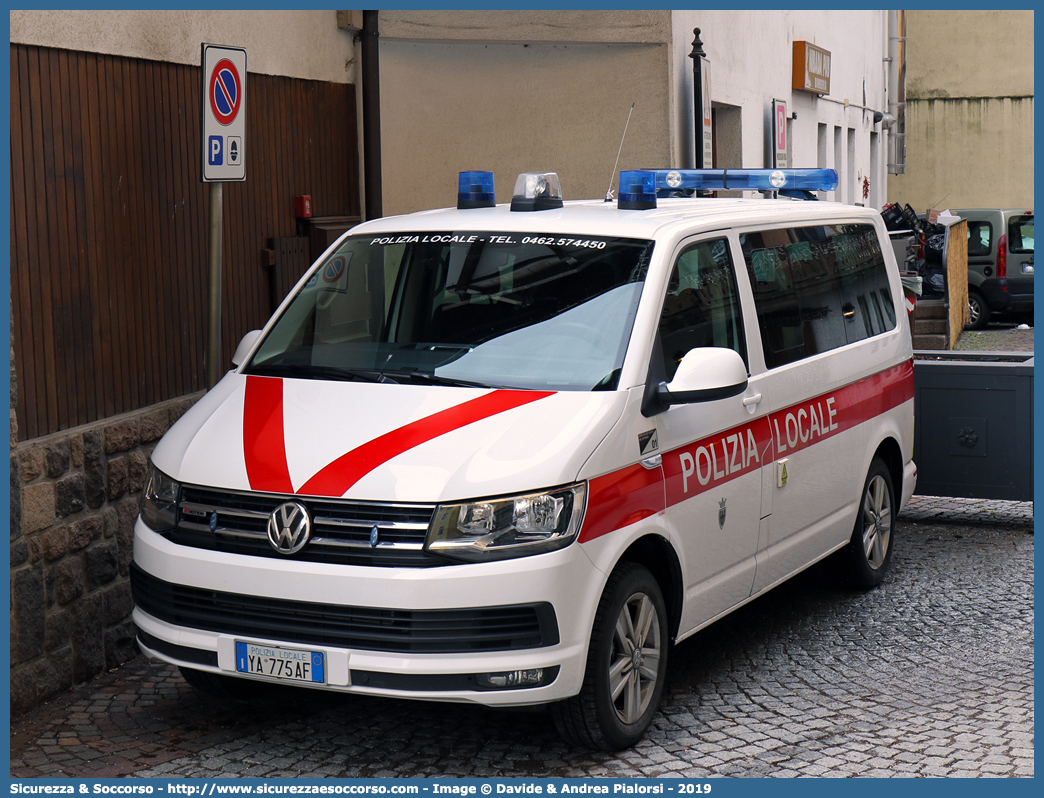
967;221;993;256
740;224;895;370
1008;216;1034;253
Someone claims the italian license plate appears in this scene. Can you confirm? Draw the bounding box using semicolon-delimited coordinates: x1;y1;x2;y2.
235;641;325;684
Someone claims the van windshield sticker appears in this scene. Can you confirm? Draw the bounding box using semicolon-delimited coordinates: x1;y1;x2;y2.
367;234;609;249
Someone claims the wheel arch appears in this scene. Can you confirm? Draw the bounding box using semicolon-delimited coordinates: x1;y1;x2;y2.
615;534;684;641
873;435;904;500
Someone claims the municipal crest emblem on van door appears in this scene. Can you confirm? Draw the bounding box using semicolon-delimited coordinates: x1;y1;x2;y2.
718;498;727;529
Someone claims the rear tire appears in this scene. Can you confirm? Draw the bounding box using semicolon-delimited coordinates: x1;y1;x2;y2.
966;289;990;330
845;458;895;588
552;562;668;751
178;666;270;701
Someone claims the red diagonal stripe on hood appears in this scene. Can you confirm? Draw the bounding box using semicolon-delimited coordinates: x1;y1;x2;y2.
244;376;294;493
243;376;555;498
297;389;555;497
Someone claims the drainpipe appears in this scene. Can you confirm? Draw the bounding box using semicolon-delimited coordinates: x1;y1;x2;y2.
887;10;906;175
361;10;383;219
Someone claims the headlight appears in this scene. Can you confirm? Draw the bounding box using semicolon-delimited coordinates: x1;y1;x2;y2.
426;483;587;562
140;465;181;532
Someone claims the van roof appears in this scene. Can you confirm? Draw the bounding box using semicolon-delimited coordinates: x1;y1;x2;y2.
353;197;885;241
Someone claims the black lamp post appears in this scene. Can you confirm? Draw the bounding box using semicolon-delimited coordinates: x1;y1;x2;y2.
689;28;707;169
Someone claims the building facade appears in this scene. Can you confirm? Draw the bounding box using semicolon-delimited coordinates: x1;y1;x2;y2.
376;9;894;214
887;9;1034;211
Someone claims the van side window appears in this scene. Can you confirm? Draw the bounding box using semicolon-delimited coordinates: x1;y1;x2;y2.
740;224;895;369
658;238;746;381
967;222;992;256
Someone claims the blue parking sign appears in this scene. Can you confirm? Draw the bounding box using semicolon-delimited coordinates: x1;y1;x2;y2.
208;135;223;167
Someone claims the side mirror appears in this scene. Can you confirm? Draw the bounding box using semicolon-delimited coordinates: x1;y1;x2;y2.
658;347;748;407
232;330;262;366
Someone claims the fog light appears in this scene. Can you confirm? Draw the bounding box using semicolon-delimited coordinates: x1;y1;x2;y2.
478;669;546;689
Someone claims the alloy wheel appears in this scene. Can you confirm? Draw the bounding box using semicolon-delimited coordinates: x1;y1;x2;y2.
608;591;661;724
861;474;892;569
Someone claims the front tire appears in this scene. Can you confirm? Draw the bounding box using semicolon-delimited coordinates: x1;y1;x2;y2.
552;562;668;751
845;458;895;588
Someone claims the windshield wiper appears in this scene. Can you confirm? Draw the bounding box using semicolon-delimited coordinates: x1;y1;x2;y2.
402;371;496;389
247;363;398;383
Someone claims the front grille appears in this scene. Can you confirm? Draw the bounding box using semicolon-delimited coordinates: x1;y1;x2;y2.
131;563;559;654
167;485;452;568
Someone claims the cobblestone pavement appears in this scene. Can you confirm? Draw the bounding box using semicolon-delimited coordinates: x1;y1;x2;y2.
10;495;1033;779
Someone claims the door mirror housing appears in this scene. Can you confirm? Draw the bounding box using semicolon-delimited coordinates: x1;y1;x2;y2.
657;347;748;408
232;330;262;366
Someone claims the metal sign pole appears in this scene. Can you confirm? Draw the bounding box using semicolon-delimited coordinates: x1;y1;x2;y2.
206;181;223;389
201;43;246;389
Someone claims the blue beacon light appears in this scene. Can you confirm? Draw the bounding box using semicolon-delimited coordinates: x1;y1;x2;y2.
457;171;496;209
618;170;657;210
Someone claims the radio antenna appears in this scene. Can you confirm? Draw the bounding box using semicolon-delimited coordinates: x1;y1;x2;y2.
605;103;636;202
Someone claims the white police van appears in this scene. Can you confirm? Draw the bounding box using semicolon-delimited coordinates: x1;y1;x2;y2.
133;168;916;750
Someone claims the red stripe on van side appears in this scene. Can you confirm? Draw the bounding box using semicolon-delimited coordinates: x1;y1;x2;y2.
579;360;914;540
766;359;914;460
662;417;774;507
243;376;294;494
296;390;555;497
579;463;665;543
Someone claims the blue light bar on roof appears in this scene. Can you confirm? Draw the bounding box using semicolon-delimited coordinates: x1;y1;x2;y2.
650;168;839;193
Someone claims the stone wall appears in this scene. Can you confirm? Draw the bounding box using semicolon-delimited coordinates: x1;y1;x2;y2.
10;391;202;715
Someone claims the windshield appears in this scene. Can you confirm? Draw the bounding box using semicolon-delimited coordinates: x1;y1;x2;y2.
247;231;654;391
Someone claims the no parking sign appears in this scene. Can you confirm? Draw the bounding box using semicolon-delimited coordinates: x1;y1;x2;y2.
202;44;246;181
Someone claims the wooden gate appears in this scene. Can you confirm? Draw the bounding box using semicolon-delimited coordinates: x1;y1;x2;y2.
10;44;360;440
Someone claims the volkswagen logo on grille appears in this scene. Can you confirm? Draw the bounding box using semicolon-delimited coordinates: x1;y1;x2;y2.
267;502;312;554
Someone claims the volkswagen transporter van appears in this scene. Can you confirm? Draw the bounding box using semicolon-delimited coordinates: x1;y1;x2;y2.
133;168;916;750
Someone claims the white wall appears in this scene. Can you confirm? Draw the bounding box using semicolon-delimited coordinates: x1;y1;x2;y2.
9;9;356;84
669;11;891;207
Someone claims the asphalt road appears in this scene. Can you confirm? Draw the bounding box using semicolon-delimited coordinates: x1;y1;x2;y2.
9;497;1034;779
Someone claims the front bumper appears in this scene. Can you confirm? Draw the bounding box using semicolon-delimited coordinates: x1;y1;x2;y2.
132;516;604;706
